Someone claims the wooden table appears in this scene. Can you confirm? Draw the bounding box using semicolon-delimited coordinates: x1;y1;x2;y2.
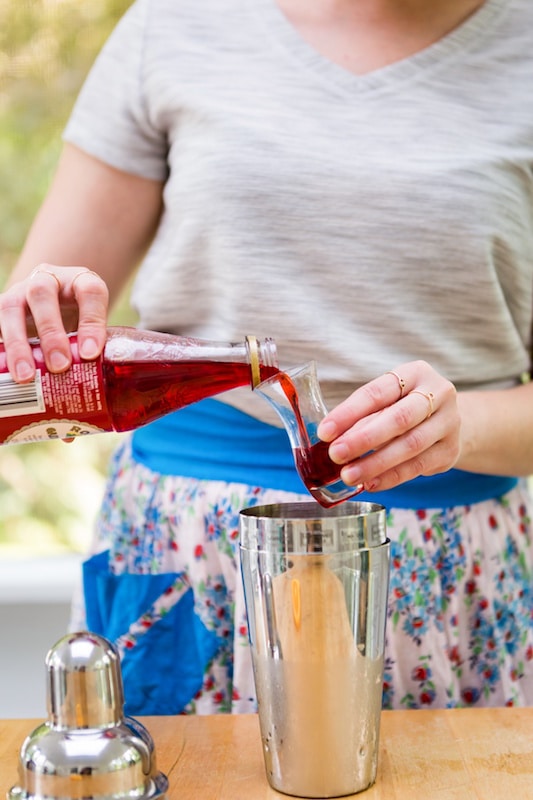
1;709;533;799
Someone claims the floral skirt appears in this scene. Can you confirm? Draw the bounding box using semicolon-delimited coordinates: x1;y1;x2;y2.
72;439;533;714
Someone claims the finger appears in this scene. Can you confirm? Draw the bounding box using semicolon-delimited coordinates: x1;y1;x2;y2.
68;270;109;359
0;285;37;381
342;436;461;493
25;268;72;373
338;414;441;485
318;367;415;442
327;387;442;466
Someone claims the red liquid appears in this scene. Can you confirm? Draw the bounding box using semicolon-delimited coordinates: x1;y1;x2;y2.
294;440;344;494
104;359;279;432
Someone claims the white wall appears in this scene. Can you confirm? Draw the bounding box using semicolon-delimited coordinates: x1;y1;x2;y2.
0;555;81;718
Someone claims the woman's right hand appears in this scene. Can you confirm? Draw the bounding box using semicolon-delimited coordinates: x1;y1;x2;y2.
0;265;109;382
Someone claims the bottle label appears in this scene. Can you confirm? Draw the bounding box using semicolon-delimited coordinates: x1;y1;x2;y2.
0;335;113;445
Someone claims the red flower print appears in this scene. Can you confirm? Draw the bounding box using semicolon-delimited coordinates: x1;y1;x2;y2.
420;691;433;705
416;509;427;520
239;624;248;637
465;580;477;595
488;515;498;529
412;666;428;681
525;645;533;661
448;646;460;664
194;544;204;559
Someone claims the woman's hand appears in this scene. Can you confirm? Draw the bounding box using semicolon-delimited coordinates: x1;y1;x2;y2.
0;265;109;382
317;361;461;492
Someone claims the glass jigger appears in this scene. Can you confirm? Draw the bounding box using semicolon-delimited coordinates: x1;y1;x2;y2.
255;361;363;507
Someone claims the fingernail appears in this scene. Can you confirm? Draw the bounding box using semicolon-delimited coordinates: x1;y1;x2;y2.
49;350;70;371
329;441;349;462
80;338;98;359
317;420;337;441
341;465;362;485
15;360;34;382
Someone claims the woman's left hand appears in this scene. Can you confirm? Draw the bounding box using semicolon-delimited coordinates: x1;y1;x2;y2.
317;360;461;492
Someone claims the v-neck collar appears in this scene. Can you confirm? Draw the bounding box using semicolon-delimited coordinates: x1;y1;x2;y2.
254;0;507;96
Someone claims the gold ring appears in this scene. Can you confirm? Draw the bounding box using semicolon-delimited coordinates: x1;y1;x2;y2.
71;269;101;292
29;268;61;291
386;370;406;400
411;390;435;420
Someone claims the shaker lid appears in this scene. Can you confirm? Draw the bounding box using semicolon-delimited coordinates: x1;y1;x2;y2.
8;631;169;800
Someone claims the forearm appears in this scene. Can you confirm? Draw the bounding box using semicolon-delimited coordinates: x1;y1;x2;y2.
6;143;164;305
456;380;533;477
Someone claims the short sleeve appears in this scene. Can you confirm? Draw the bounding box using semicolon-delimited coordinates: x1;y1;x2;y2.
63;0;168;181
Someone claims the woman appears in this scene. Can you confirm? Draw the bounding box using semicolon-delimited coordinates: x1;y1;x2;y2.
1;0;532;713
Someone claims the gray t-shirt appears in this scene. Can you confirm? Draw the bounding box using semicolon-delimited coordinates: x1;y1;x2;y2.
64;0;533;421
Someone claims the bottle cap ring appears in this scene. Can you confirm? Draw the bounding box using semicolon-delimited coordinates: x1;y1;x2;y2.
246;335;261;388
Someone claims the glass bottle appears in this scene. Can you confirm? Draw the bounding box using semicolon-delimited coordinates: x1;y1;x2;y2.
0;327;278;445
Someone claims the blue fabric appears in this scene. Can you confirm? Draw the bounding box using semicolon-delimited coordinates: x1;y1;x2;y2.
83;551;221;715
131;400;518;509
132;398;307;493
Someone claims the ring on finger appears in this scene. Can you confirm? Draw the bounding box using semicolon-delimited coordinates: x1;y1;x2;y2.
29;267;61;292
386;370;406;400
71;269;101;292
410;389;435;420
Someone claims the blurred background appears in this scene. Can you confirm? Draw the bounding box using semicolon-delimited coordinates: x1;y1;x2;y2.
0;0;133;716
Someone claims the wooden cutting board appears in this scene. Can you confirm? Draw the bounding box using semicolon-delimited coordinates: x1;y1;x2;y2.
2;708;533;799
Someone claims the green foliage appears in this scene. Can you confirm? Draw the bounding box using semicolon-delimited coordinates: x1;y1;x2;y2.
0;0;133;270
0;0;133;555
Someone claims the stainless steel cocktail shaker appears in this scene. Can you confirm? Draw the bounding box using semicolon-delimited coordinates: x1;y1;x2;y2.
240;501;390;798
